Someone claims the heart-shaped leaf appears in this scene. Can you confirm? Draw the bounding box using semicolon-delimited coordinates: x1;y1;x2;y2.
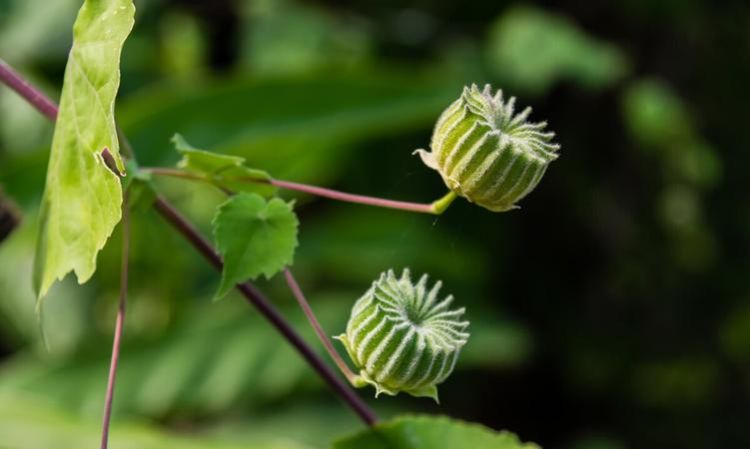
334;415;539;449
212;192;298;299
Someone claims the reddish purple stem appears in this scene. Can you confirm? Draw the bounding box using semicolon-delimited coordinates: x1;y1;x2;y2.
101;191;129;449
0;59;57;120
270;179;435;214
284;269;359;383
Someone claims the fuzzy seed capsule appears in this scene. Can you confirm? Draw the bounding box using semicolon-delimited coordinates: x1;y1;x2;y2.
336;269;469;401
416;84;560;212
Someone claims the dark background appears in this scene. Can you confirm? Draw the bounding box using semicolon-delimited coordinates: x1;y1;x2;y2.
0;1;749;448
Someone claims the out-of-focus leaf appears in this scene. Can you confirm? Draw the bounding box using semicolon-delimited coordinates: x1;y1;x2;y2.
297;207;488;287
0;393;316;449
719;303;750;363
172;133;276;197
0;0;80;63
212;193;298;299
0;216;91;353
0;188;21;244
622;79;692;148
240;0;371;75
0;75;53;155
118;74;456;185
621;79;721;188
460;313;533;369
33;0;135;298
334;415;539;449
158;10;206;83
0;286;529;419
207;401;383;449
487;7;628;93
630;357;720;409
0;294;338;418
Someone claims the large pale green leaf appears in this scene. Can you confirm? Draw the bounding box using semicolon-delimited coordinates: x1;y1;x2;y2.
212;193;298;299
172;133;277;197
33;0;135;298
334;415;539;449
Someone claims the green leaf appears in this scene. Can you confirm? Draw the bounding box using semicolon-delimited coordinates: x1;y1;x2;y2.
212;193;298;299
32;0;135;298
172;133;277;197
334;415;540;449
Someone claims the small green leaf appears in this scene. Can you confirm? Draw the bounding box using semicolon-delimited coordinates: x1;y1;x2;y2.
212;192;298;299
172;133;277;197
33;0;135;298
334;415;540;449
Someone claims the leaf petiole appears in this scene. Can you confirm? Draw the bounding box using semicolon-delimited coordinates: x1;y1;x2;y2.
283;269;361;386
142;166;456;215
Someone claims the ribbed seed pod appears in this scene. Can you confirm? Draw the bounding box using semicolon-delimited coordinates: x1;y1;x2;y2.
415;84;560;212
336;269;469;401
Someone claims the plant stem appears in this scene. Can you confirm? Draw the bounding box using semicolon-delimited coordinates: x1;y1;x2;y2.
142;167;209;183
141;166;456;215
100;190;129;449
268;179;438;214
283;268;360;384
0;59;57;120
153;198;377;426
0;58;378;427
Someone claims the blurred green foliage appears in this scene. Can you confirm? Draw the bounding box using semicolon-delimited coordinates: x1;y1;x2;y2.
487;7;629;93
0;393;321;449
1;0;748;448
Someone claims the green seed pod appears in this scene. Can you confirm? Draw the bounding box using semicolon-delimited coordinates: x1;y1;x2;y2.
416;84;560;212
336;269;469;402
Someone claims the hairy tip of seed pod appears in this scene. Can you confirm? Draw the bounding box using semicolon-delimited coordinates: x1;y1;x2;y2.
335;268;469;402
415;83;560;212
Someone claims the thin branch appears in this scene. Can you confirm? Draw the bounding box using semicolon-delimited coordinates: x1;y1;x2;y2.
100;189;130;449
0;58;378;427
269;179;437;214
142;167;211;183
284;268;359;384
142;166;457;214
0;59;57;120
153;198;378;426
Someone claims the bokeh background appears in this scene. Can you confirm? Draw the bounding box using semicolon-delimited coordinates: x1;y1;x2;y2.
1;0;749;448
